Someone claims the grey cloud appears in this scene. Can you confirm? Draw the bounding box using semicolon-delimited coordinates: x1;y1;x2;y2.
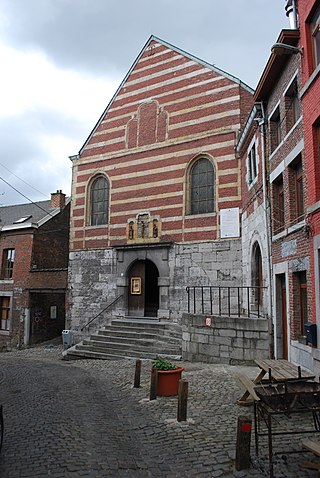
0;111;75;204
2;0;287;87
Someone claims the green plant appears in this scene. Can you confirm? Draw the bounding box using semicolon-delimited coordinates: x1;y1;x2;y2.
152;359;177;371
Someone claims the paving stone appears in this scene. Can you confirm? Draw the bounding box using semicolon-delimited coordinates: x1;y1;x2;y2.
0;346;318;477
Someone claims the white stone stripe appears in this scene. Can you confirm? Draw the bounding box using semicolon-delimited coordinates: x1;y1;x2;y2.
131;54;184;76
170;109;240;130
80;136;235;166
117;68;218;100
75;154;236;187
104;76;227;115
124;61;199;87
111;204;183;218
218;196;240;202
138;45;175;63
170;95;240;118
96;89;239;135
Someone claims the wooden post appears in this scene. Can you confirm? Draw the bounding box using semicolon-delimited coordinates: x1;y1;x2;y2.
177;379;188;422
134;359;141;388
235;416;252;471
150;368;158;401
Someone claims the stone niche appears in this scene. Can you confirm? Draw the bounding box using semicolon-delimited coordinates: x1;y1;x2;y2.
126;213;161;244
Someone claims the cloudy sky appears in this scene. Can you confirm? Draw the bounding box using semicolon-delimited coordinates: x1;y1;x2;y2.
0;0;288;206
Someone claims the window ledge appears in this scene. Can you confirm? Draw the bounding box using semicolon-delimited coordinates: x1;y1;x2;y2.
84;224;109;230
0;279;14;284
185;212;217;219
300;63;320;98
272;220;305;242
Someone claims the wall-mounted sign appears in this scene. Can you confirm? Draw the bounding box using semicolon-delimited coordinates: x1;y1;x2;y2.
220;208;240;238
130;277;142;295
205;317;212;327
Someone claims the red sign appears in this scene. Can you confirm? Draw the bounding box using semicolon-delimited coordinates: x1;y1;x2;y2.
205;317;212;327
241;423;252;433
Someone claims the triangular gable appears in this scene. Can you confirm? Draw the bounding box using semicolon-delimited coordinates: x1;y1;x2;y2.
78;35;253;155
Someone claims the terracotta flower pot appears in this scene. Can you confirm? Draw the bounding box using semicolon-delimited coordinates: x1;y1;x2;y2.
154;366;184;396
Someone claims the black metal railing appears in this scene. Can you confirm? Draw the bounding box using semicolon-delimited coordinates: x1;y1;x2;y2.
186;286;266;318
80;294;123;332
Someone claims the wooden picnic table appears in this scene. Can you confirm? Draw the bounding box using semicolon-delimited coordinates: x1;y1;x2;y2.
236;359;315;406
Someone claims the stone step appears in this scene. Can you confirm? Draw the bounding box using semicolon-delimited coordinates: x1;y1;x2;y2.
83;338;181;353
63;317;182;361
75;342;180;359
92;333;181;346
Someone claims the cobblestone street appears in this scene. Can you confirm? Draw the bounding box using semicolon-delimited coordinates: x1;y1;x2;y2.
0;346;320;477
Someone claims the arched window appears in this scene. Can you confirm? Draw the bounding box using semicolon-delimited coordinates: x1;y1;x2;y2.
190;158;215;214
90;176;109;226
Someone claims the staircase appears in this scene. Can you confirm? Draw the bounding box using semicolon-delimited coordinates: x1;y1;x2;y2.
63;317;182;361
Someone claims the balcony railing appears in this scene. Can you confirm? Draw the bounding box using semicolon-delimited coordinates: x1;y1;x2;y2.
186;286;266;318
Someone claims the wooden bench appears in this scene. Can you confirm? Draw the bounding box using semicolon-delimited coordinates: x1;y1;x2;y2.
302;439;320;457
236;373;260;405
300;440;320;471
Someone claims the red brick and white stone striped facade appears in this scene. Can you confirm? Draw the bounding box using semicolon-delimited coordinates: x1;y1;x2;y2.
67;36;253;332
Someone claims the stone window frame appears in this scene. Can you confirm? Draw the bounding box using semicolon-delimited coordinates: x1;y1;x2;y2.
310;4;320;70
269;103;282;154
86;173;110;227
246;136;259;187
0;291;13;335
272;173;285;235
1;248;15;280
185;154;216;216
283;74;301;134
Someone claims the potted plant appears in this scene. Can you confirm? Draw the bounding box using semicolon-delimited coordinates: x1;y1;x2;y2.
152;359;184;396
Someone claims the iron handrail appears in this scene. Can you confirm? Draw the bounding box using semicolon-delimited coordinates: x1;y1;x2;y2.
186;286;267;318
80;294;123;331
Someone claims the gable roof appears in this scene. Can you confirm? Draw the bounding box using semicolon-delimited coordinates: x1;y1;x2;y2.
0;200;63;231
76;35;254;156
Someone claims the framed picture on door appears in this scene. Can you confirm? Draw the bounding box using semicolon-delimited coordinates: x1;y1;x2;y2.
130;277;142;295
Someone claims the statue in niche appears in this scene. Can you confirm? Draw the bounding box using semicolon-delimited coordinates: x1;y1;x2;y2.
128;221;134;240
141;221;145;238
137;214;149;239
153;219;159;238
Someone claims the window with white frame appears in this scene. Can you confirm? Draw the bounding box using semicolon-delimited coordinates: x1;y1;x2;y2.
247;142;258;184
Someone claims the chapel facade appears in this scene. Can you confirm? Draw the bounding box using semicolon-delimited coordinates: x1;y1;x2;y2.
67;36;254;333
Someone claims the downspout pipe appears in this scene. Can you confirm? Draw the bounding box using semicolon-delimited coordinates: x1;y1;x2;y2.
258;102;274;359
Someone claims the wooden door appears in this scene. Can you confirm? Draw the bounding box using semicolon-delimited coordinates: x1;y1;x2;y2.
281;276;288;360
128;261;145;316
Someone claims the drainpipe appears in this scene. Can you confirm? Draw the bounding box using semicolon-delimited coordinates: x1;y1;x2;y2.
258;102;274;359
285;0;298;29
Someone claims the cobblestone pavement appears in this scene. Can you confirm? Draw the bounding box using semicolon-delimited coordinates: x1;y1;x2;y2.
0;345;319;477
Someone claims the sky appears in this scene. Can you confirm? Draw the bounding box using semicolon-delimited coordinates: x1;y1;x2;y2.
0;0;289;206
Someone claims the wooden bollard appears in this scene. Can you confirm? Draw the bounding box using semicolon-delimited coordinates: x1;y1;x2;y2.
150;367;158;400
177;379;188;422
134;359;141;388
235;416;252;471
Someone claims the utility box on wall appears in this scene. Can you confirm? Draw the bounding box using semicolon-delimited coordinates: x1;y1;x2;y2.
304;323;317;348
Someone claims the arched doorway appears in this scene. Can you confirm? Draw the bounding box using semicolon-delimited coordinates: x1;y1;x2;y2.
128;259;159;317
252;242;263;307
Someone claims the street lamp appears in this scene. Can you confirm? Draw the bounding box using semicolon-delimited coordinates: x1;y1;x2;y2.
271;43;303;56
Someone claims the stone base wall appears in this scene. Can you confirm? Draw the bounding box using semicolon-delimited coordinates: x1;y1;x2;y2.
67;239;243;335
67;249;118;334
182;312;270;364
168;240;242;321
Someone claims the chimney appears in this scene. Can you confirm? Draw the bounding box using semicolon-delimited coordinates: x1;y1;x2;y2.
51;190;66;209
285;0;298;29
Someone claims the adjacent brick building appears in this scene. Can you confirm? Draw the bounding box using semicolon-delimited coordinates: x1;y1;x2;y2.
67;36;254;334
298;0;320;372
0;191;70;350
